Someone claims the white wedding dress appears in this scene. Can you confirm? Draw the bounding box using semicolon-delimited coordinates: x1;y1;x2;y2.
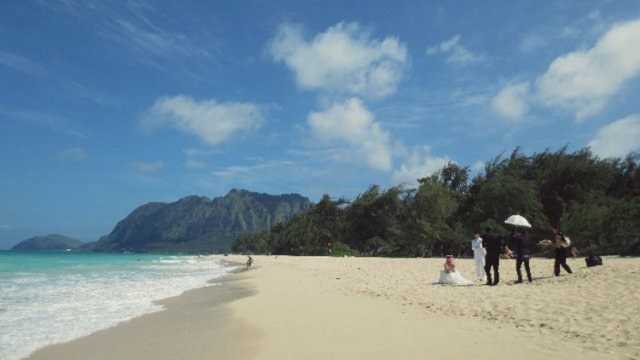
437;270;474;286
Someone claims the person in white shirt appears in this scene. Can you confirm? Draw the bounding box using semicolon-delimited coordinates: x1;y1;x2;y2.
471;233;486;282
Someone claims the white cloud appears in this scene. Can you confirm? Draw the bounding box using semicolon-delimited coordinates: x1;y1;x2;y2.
588;114;640;158
212;165;251;178
142;95;265;145
129;161;164;174
308;98;392;171
426;35;484;65
44;1;216;67
183;148;222;157
212;160;304;180
536;19;640;121
492;19;640;122
268;22;408;98
185;159;208;169
471;161;485;172
0;51;48;77
2;108;86;138
391;146;451;187
0;52;113;106
519;34;547;53
200;159;315;195
57;147;89;162
111;19;192;58
491;82;531;120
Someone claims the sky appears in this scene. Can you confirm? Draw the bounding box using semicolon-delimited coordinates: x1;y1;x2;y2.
1;0;640;249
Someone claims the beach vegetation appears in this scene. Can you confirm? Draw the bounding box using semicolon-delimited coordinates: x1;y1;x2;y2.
328;242;359;257
233;147;640;257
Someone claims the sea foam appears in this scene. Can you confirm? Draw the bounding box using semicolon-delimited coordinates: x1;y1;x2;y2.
0;252;234;360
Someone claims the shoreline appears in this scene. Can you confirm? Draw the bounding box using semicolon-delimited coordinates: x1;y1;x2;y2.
25;255;640;360
26;259;255;360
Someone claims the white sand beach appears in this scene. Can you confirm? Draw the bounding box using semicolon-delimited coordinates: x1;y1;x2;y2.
27;255;640;360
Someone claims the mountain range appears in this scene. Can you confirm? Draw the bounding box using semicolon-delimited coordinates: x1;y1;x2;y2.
85;189;310;253
11;189;310;253
11;234;84;251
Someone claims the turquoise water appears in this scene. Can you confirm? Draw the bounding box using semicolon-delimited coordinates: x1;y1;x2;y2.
0;251;234;360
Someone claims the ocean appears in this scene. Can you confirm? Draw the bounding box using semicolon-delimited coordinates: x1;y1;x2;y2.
0;251;236;360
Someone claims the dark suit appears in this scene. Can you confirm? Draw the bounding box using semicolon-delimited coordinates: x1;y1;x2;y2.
482;231;502;285
514;235;532;282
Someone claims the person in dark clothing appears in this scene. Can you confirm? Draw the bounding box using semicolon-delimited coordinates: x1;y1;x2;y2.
513;230;532;283
552;227;572;276
482;227;502;286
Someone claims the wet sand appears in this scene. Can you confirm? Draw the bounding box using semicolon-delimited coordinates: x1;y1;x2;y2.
27;272;258;360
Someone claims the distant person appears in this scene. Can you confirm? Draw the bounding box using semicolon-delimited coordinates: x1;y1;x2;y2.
245;255;253;270
437;255;473;286
551;227;572;276
513;230;532;283
571;246;579;258
503;230;516;259
482;227;502;286
502;245;514;259
471;233;486;282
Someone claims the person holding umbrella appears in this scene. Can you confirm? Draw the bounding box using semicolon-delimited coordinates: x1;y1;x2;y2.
513;229;532;283
503;215;533;283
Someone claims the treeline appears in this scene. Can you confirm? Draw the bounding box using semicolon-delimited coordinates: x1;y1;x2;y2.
232;147;640;257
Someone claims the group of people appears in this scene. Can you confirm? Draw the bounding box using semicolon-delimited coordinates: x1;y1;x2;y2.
438;226;573;286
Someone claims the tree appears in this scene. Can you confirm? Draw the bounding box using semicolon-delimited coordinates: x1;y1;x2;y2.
439;161;470;194
404;175;463;256
233;147;640;256
343;185;404;255
471;174;548;239
531;147;613;225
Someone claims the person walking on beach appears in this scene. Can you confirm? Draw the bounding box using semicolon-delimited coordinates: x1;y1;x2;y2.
471;233;486;282
551;227;572;276
483;227;502;286
513;230;532;283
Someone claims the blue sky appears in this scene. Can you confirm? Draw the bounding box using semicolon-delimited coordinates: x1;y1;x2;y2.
1;1;640;248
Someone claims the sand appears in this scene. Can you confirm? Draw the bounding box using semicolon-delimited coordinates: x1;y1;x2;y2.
26;255;640;360
27;273;259;360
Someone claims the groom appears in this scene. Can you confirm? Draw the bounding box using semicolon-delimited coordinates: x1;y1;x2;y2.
482;227;502;286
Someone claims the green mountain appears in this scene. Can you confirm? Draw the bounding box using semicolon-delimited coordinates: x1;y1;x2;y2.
88;189;310;253
11;234;84;251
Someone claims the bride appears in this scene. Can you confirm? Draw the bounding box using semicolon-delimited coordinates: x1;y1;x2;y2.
437;255;473;286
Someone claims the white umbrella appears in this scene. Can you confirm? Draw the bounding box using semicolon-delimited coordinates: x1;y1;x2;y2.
504;214;532;228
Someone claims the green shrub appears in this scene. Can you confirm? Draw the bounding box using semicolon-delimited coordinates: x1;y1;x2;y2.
330;242;359;257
